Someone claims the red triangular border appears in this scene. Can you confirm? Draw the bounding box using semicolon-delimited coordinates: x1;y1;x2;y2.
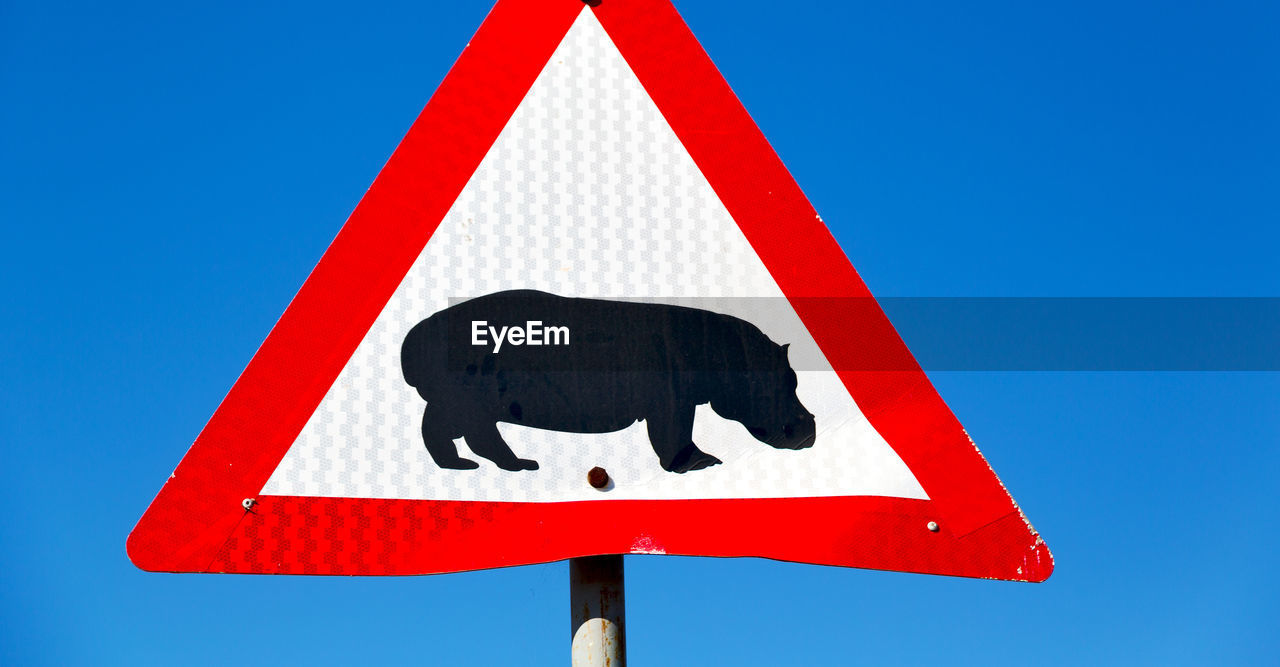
129;0;1052;582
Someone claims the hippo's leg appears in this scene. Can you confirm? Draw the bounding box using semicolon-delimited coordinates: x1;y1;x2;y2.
647;404;722;473
421;403;479;470
463;421;539;472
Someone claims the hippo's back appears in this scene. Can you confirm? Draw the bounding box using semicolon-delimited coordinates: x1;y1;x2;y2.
401;289;779;396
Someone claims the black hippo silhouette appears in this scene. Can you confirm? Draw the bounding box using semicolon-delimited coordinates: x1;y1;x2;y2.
400;290;815;473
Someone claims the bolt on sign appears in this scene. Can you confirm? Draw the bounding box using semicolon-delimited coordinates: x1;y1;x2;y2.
129;0;1052;582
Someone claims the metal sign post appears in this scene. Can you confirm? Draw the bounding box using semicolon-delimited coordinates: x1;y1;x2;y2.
570;555;626;666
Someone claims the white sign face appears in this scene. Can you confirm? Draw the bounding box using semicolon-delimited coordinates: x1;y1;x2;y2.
261;11;926;503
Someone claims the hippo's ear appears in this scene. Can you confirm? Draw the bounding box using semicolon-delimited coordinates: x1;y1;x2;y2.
781;343;790;358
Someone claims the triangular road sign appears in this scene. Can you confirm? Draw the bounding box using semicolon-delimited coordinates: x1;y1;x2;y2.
129;0;1052;582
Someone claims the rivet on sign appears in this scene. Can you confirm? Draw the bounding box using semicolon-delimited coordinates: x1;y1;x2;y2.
242;498;257;511
587;467;610;490
927;521;940;532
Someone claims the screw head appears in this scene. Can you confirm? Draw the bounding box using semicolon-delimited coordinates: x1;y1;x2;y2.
587;467;609;489
242;498;256;511
926;521;940;532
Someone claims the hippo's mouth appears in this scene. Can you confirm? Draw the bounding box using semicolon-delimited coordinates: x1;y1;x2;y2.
748;416;816;450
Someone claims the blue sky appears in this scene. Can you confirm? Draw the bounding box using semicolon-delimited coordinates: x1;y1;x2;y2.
2;1;1277;664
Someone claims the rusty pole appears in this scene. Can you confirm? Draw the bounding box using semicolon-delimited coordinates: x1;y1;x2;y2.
570;555;626;666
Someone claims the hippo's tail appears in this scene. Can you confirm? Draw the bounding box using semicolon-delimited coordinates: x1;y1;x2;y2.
400;318;445;397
